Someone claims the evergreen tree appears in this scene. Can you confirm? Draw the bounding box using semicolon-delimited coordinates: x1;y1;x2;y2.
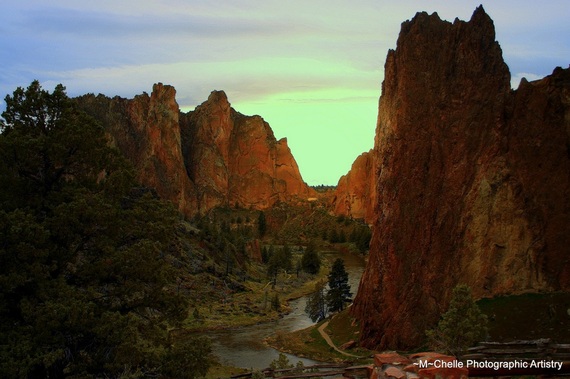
0;81;212;377
280;244;293;272
356;227;372;254
271;293;281;311
261;246;270;263
326;258;352;312
305;281;327;322
301;241;321;275
338;229;347;243
329;229;339;243
426;284;488;356
258;210;267;237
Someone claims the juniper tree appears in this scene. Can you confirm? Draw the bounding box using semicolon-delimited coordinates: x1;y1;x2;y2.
426;284;488;356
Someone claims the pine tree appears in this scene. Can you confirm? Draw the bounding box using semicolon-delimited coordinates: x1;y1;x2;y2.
305;281;327;322
326;258;352;312
426;284;488;356
0;81;212;377
301;241;321;275
258;211;267;237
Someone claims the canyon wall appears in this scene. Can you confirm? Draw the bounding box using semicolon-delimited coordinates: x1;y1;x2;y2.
180;90;315;214
76;86;314;216
331;149;376;224
351;6;570;350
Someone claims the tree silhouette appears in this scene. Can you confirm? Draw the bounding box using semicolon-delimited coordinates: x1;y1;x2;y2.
326;258;352;312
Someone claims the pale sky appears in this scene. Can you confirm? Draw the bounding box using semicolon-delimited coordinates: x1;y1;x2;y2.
1;1;568;185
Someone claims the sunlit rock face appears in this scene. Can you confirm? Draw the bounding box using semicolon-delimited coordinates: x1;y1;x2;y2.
351;6;570;351
180;90;315;213
76;83;197;216
77;87;314;217
331;149;376;224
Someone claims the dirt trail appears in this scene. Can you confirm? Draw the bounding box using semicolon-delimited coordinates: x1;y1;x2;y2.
317;321;362;358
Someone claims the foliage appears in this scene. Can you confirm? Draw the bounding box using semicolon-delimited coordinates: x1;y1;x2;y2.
258;211;267;238
426;284;488;356
326;258;352;313
266;245;292;282
301;241;321;275
269;353;293;370
305;281;327;322
271;293;281;311
162;335;213;379
349;226;372;254
0;81;211;377
251;369;266;379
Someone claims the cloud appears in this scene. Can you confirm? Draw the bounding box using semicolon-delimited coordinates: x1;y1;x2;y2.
37;56;380;108
2;1;569;184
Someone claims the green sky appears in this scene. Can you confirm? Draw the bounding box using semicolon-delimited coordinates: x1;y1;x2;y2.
2;1;568;185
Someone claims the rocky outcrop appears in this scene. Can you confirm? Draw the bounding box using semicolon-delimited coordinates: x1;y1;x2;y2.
76;86;314;217
75;84;197;215
352;6;570;351
331;150;376;223
180;91;315;213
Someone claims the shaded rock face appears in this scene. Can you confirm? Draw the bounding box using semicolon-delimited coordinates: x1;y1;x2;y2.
77;87;314;216
351;6;570;351
180;91;315;213
76;83;197;215
331;150;376;223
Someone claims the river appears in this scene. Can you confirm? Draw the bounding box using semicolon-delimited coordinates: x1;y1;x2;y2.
206;251;366;370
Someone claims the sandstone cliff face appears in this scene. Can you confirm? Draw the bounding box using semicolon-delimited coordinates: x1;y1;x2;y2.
351;6;570;350
331;150;376;223
180;91;315;213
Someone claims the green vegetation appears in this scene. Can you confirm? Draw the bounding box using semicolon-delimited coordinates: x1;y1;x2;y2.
258;210;267;238
326;258;352;313
305;281;327;322
267;308;373;363
269;353;294;370
304;258;351;321
310;185;336;193
426;284;488;356
0;81;374;377
301;240;321;275
477;292;570;342
0;81;212;377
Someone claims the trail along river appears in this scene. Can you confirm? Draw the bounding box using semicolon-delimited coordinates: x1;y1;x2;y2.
205;251;366;370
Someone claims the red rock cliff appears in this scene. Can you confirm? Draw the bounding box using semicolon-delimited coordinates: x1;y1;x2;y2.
351;6;570;351
75;83;197;215
180;91;315;213
331;149;376;223
77;87;314;216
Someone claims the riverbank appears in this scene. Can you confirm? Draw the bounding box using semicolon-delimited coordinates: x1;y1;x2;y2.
198;247;367;375
185;257;333;333
266;307;375;364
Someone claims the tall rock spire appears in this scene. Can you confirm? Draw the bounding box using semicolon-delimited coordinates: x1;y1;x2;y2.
351;7;570;350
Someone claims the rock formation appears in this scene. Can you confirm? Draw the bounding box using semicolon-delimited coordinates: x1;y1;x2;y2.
180;90;315;213
331;149;376;223
76;87;314;216
351;6;570;350
75;84;197;215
